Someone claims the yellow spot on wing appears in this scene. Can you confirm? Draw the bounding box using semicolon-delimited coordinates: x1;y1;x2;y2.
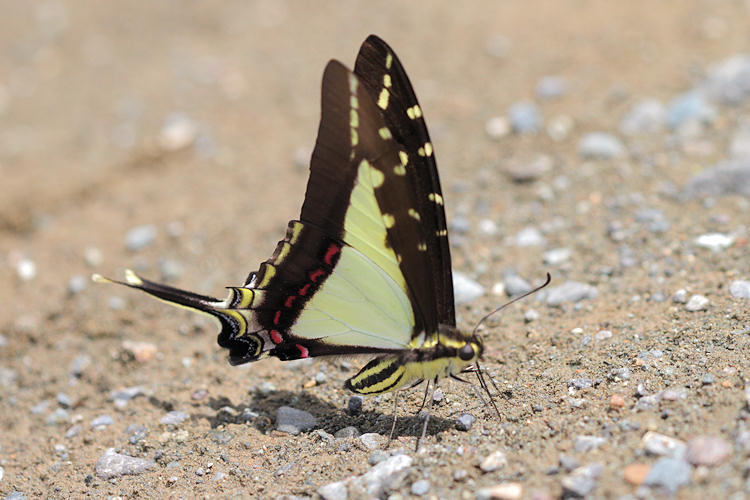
382;213;395;228
383;74;392;88
378;88;390;110
370;167;385;188
408;208;421;221
424;142;433;157
350;109;359;128
428;192;444;205
398;151;409;166
350;95;359;109
378;127;392;140
351;128;358;146
393;164;406;175
418;242;427;251
385;53;393;69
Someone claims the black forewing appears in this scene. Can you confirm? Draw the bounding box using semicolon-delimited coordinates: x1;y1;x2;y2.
354;35;456;327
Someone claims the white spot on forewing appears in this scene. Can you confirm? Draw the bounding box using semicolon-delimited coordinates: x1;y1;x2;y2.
378;88;390;110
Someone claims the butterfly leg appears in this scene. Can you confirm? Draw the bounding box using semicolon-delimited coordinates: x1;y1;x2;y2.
416;376;439;451
388;390;400;443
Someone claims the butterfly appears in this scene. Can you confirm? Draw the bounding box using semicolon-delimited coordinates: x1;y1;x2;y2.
95;35;514;446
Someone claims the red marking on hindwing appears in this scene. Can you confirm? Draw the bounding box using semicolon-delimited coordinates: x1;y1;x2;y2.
324;244;341;266
296;344;309;358
270;329;283;344
309;269;325;282
298;283;311;296
273;310;281;325
284;296;295;308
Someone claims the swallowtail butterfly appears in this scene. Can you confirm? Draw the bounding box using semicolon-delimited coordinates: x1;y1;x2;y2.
96;36;510;445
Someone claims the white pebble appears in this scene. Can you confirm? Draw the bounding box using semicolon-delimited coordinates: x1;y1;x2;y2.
485;116;511;139
694;233;734;251
16;259;37;281
685;294;709;312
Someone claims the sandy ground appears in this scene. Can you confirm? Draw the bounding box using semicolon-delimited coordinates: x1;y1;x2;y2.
1;1;749;498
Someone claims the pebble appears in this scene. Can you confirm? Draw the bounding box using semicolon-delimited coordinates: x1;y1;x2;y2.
508;101;541;133
513;226;546;247
207;430;233;444
685;294;709;311
560;463;603;497
410;479;430;496
559;455;580;472
352;454;413;497
547;114;574;141
680;158;750;200
65;424;82;439
543;247;571;266
348;395;363;414
686;435;731;466
318;481;348;500
578;132;625;159
90;415;114;429
276;406;317;434
609;394;626;409
31;400;50;414
159;259;183;281
667;90;716;130
729;280;750;298
160;410;189;426
158;112;197;151
694;233;735;251
334;426;360;439
485;116;511;139
358;433;384;450
672;288;688;304
83;246;103;267
452;271;485;305
368;449;388;465
545;281;598;306
536;76;566;100
45;408;69;426
730;125;750;158
701;54;750;104
56;392;73;408
643;457;691;493
122;340;158;362
524;309;540;322
642;432;686;458
620;98;666;135
95;448;156;480
610;367;630;380
3;493;26;500
16;259;37;281
124;224;157;251
476;482;523;500
109;386;145;407
574;435;607;452
595;329;612;341
568;378;594;390
480;450;508;472
623;463;650;486
126;424;148;444
67;275;88;294
504;274;532;297
455;413;476;431
702;373;714;385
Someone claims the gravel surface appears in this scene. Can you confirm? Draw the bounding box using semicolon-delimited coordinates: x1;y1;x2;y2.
1;2;749;499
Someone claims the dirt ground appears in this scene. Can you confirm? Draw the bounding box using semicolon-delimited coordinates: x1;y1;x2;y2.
1;1;749;498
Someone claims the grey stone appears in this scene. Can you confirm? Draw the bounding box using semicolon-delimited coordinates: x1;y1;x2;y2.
411;479;431;496
67;275;88;294
672;288;688;304
160;410;189;426
685;294;709;312
545;281;598;306
348;395;363;414
125;224;157;251
620;98;666;135
701;54;750;104
686;435;731;466
95;448;155;480
65;424;82;439
126;424;148;444
318;481;348;500
642;432;686;458
368;449;388;465
359;433;384;450
90;415;114;429
611;367;631;380
45;408;69;426
730;280;750;299
574;435;607;452
56;393;73;408
207;430;233;444
667;90;716;129
560;463;603;497
508;101;541;133
352;454;413;497
452;271;485;305
334;426;360;439
504;274;532;297
276;406;317;434
480;450;508;472
536;75;566;100
455;413;476;431
578;132;625;159
680;159;750;200
514;226;546;247
644;457;691;493
543;247;571;266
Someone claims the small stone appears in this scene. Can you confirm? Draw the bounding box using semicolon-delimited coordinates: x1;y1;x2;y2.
124;224;157;251
729;280;750;299
536;76;566;100
595;330;612;340
126;424;148;444
609;394;625;409
672;288;688;304
508;101;541;134
158;112;197;151
685;294;709;312
348;395;363;414
559;455;580;472
65;424;82;439
545;281;598;306
642;432;686;458
610;367;630;380
368;449;388;465
524;309;540;323
90;415;114;429
694;233;735;251
623;463;650;485
667;91;716;130
504;274;532;297
159;259;183;281
452;271;485;305
568;378;594;390
318;480;348;500
334;426;360;439
121;340;158;362
359;433;384;450
160;410;189;425
543;248;571;266
411;479;430;496
680;158;750;200
16;259;37;281
686;435;731;466
476;482;523;500
276;406;317;435
70;354;90;377
578;132;625;159
455;413;476;431
83;246;103;267
46;408;69;426
514;226;546;247
644;457;691;493
109;386;145;407
574;435;607;452
67;275;88;294
480;450;508;472
560;463;603;497
207;430;233;444
547;114;574;141
56;392;73;408
702;373;714;385
95;448;155;480
620;98;666;135
485;116;511;139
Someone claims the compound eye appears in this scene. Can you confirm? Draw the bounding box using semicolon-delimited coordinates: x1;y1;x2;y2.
458;343;475;361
